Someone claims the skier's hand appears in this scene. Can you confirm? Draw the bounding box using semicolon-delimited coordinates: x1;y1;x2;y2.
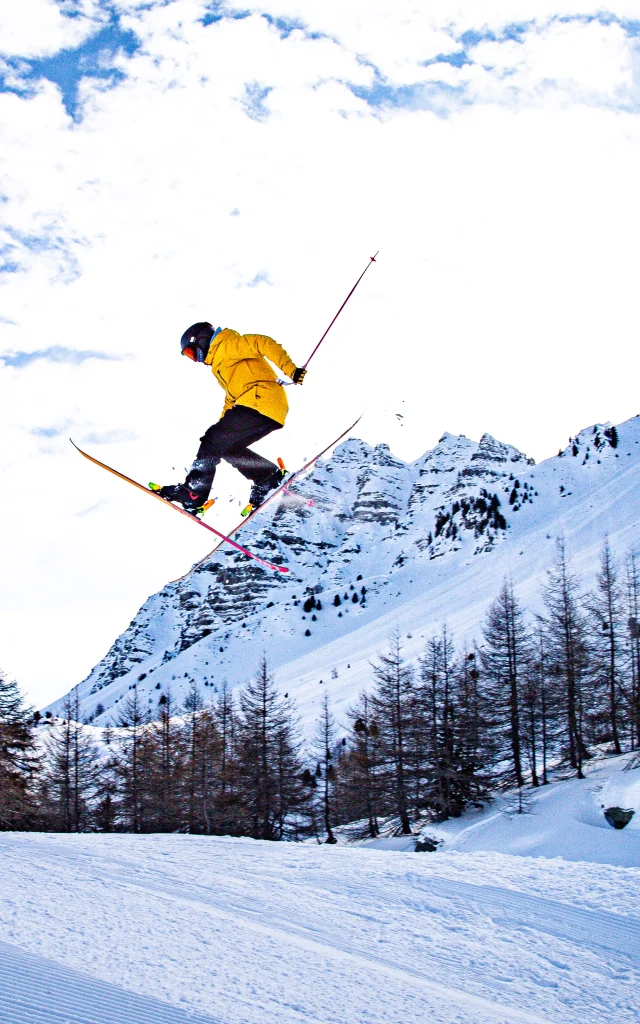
292;367;307;385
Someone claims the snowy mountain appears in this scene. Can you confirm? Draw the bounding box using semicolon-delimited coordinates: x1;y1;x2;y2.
46;415;640;731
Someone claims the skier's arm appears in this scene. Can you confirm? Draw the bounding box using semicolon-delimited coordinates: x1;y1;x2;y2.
243;334;297;380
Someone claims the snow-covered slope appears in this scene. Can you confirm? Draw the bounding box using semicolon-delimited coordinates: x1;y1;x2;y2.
1;829;639;1024
47;415;640;730
421;753;640;867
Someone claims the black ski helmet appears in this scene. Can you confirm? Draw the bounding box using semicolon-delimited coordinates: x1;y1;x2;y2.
180;322;215;362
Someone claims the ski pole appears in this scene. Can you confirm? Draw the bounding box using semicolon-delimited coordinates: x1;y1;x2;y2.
303;251;378;369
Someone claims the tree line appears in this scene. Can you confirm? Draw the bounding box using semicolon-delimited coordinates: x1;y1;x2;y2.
1;537;639;838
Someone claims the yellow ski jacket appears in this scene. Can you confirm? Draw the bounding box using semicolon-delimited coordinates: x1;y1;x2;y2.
204;328;297;426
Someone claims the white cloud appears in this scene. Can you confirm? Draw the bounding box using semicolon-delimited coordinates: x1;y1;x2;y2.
0;0;104;58
1;0;640;708
472;19;636;104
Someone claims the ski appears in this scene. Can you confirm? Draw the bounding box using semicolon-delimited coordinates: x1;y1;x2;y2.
170;414;363;582
70;440;289;575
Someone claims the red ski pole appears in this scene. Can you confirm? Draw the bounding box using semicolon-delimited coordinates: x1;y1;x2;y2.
303;252;378;369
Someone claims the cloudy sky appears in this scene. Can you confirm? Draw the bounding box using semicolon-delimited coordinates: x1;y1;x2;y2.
1;0;639;708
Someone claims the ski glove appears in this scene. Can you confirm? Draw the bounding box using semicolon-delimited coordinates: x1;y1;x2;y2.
292;367;307;385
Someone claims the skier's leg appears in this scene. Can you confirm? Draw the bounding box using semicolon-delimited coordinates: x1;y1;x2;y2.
186;406;281;501
224;444;279;484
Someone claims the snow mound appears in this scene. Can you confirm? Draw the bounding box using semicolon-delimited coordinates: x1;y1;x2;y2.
423;755;640;866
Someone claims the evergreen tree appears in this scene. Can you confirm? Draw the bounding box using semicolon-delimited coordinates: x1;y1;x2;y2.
626;549;640;749
314;692;338;843
113;686;148;832
370;631;414;834
0;669;40;829
417;633;495;819
452;649;495;807
191;706;219;836
183;683;205;833
586;539;624;753
273;712;307;841
480;579;529;787
236;658;304;840
342;693;382;838
42;688;100;831
520;651;541;787
94;726;118;832
541;540;590;777
527;626;558;785
417;627;458;818
143;689;184;832
179;686;223;836
212;681;239;834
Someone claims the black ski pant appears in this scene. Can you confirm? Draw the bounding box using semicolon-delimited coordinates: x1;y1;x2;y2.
185;405;282;501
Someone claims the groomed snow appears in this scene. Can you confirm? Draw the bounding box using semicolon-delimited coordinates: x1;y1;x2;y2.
1;826;639;1024
0;938;221;1024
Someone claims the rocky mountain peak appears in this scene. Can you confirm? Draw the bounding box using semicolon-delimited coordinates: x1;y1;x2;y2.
472;433;532;467
45;416;640;730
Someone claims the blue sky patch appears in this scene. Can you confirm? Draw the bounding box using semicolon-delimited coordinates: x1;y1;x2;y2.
31;424;69;438
425;51;472;69
0;346;122;369
201;3;251;28
241;81;272;121
0;241;20;274
349;71;467;117
261;13;306;39
0;16;140;121
500;22;531;42
459;29;489;49
81;429;136;444
53;0;86;18
245;271;271;288
0;226;83;282
458;21;533;48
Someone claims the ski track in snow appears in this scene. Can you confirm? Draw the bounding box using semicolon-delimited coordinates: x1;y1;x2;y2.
1;833;638;1024
0;939;221;1024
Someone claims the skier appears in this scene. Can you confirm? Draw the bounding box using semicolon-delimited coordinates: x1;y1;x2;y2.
156;323;307;515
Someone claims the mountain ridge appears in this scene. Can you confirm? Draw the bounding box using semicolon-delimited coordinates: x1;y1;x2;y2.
45;414;640;732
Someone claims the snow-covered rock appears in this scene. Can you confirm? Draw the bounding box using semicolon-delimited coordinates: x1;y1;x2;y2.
46;415;640;731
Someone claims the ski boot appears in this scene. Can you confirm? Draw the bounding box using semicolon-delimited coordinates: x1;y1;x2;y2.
149;482;215;518
241;459;287;517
